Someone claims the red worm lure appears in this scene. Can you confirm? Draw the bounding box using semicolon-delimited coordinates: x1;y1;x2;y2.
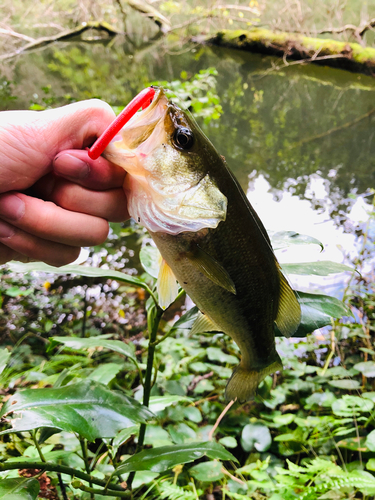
88;87;156;160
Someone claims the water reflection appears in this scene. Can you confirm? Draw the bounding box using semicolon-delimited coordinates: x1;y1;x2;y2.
248;173;374;296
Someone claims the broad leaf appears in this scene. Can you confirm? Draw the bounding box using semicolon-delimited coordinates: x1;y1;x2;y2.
277;291;352;337
140;245;160;279
269;231;323;251
353;361;375;378
112;425;139;451
241;423;272;452
88;363;123;384
48;336;136;363
189;460;224;482
8;261;146;288
328;379;361;390
0;380;153;441
0;478;39;500
116;441;237;474
149;395;192;413
0;348;10;376
282;261;353;276
366;430;375;452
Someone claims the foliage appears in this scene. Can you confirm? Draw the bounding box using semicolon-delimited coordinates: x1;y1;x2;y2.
0;64;375;499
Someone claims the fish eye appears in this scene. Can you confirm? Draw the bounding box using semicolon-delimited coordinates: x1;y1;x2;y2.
174;127;194;150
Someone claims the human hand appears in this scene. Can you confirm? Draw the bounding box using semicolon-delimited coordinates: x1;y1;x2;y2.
0;100;128;266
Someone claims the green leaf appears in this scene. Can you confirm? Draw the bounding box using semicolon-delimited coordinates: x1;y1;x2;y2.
206;347;238;364
337;437;368;451
5;287;33;297
353;361;375;378
48;335;136;362
8;261;146;288
282;261;353;276
112;425;139;450
366;430;375;452
116;441;237;474
88;363;123;384
219;436;237;448
241;424;272;452
366;458;375;471
0;348;10;376
0;478;40;500
189;460;224;482
170;306;199;333
149;395;191;413
332;396;373;416
269;231;323;251
140;245;160;279
278;291;352;337
0;380;153;441
328;379;361;390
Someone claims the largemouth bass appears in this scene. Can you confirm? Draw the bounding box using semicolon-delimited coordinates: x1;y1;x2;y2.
103;87;301;402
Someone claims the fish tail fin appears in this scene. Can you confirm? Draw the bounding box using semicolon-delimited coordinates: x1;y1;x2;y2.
225;355;283;403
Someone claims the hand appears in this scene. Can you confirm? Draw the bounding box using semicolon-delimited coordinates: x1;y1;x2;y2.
0;100;128;266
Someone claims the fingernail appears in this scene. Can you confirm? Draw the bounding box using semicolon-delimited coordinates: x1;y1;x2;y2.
0;194;25;221
54;154;90;179
0;220;16;238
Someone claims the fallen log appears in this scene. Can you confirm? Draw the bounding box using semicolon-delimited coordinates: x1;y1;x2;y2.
201;28;375;76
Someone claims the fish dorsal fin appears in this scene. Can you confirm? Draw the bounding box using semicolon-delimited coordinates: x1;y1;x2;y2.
275;268;301;338
191;311;222;335
157;258;179;310
187;246;236;295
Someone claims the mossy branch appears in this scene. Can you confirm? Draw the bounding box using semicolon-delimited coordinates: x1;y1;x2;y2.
203;28;375;76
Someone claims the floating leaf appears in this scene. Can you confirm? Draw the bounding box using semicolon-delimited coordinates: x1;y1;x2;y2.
8;261;145;287
0;478;39;500
0;380;153;441
116;442;237;474
353;361;375;378
189;460;224;482
48;336;136;362
282;261;353;276
269;231;324;251
241;424;272;452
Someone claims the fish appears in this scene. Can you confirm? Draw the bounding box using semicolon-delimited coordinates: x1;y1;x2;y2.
103;87;301;403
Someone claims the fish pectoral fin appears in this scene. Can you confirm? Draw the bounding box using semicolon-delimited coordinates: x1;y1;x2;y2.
187;246;236;295
275;269;301;338
191;311;222;335
157;258;180;310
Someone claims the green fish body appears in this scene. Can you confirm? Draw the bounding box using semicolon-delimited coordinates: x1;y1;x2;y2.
104;88;301;402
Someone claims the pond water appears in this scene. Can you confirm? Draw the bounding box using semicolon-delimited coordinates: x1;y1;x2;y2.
1;36;374;292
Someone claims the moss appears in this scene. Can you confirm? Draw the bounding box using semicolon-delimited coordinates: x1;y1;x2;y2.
207;28;375;76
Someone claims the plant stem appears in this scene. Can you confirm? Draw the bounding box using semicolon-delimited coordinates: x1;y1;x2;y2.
80;437;94;500
57;473;68;500
127;302;163;489
72;480;130;498
32;430;46;462
0;462;126;491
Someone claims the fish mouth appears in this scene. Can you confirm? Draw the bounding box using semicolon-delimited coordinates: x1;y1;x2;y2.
102;87;170;168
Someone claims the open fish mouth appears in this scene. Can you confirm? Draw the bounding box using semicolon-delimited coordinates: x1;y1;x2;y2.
103;87;169;171
103;87;227;235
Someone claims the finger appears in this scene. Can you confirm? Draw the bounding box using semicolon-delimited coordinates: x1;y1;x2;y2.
53;149;126;190
0;242;26;265
0;193;109;247
0;220;80;267
49;179;129;222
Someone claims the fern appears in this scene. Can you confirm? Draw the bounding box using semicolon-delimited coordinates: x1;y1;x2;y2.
158;481;197;500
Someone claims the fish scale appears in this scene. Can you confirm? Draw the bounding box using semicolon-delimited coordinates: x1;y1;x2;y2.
103;87;301;402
